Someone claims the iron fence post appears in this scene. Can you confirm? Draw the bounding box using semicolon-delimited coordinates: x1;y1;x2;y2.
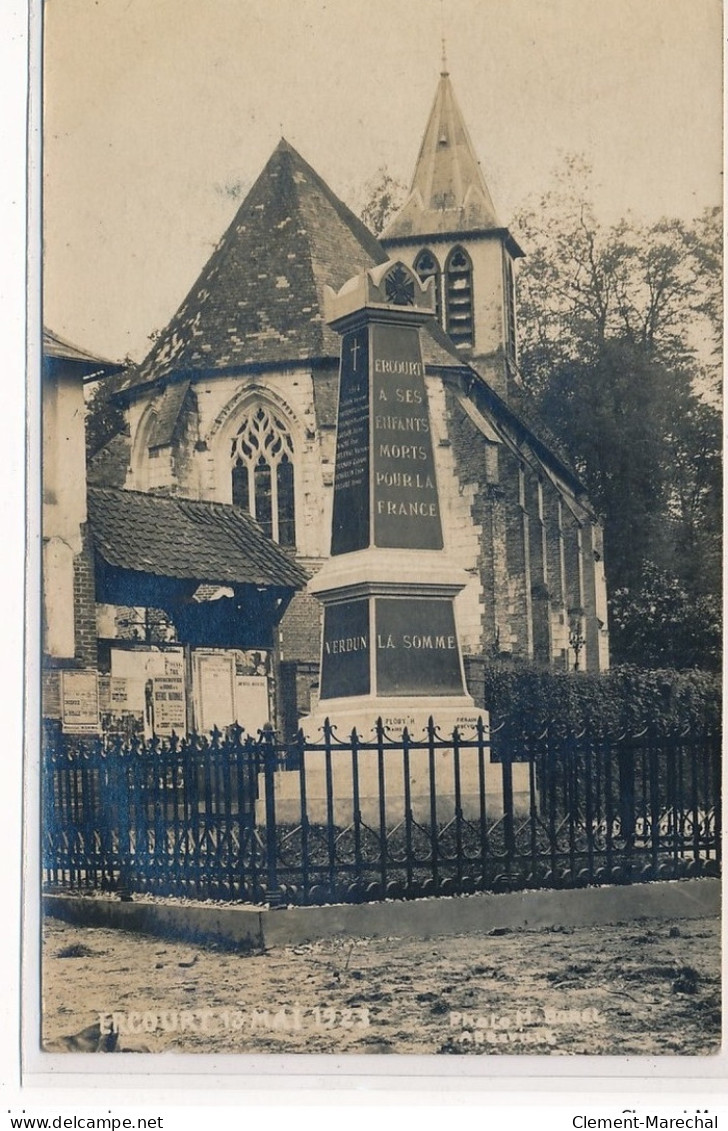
376;717;388;896
350;725;363;893
296;727;310;901
262;724;281;906
402;725;413;893
476;716;490;887
501;740;515;865
427;716;440;891
712;729;721;870
113;739;133;901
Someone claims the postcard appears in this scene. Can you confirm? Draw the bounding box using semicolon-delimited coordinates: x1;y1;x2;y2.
32;0;723;1078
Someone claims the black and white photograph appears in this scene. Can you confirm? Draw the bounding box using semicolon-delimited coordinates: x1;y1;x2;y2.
35;0;722;1067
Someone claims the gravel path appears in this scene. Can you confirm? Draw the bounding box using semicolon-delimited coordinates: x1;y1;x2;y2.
41;912;721;1056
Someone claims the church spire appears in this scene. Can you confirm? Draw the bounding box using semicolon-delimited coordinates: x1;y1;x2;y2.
381;69;501;240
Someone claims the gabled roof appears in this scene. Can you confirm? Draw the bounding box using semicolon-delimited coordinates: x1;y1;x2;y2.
43;328;123;378
121;140;388;395
381;70;502;242
87;487;308;590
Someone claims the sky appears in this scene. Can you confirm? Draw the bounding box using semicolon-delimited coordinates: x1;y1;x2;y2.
41;0;723;363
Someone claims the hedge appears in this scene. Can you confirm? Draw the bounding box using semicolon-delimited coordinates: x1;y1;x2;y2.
464;660;721;736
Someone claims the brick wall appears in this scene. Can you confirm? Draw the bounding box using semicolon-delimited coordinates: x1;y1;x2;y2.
72;524;98;669
42;669;62;720
279;573;324;665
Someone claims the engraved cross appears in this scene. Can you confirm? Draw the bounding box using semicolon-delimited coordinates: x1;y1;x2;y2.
350;337;360;371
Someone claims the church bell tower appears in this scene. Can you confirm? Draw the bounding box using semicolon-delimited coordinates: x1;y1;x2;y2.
380;61;524;401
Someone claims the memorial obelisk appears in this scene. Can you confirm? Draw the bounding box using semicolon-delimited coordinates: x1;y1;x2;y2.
303;260;481;740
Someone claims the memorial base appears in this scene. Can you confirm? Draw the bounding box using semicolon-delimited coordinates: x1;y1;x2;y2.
300;694;484;744
259;699;530;827
256;744;530;828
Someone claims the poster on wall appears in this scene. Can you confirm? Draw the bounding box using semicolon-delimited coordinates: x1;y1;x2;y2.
59;670;100;735
234;676;269;735
151;675;187;736
193;651;237;734
234;650;271;734
106;647;186;738
191;649;271;734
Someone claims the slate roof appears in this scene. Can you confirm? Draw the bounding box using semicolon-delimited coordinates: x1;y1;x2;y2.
87;432;131;489
120;140;388;395
87;487;308;590
147;380;191;448
422;343;582;491
381;71;502;241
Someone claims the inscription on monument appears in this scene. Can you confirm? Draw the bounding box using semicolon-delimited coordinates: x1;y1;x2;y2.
319;599;371;700
331;330;370;555
375;597;464;697
371;322;443;550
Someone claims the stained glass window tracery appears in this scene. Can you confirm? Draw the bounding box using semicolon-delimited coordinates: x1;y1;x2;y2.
231;405;296;547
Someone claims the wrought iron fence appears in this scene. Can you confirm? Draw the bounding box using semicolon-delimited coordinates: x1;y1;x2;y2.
41;716;721;906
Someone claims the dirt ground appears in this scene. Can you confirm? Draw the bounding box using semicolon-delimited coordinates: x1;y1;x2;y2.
40;911;721;1057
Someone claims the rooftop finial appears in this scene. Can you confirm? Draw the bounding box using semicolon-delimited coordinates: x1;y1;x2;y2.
441;36;448;76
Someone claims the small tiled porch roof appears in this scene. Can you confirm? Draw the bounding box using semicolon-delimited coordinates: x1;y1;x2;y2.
87;487;308;590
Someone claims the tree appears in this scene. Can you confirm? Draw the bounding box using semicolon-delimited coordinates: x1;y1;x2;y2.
685;205;723;374
513;160;722;669
609;562;721;671
514;159;719;383
357;166;407;236
85;367;130;460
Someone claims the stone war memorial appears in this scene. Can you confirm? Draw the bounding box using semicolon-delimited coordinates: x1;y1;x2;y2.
263;260;529;825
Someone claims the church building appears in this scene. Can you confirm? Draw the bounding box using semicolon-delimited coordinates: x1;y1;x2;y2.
94;67;609;734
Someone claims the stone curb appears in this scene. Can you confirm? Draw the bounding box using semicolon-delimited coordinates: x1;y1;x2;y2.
43;877;720;949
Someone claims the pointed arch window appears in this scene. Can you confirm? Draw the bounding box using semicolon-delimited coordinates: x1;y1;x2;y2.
413;248;442;325
231;405;296;547
445;246;474;348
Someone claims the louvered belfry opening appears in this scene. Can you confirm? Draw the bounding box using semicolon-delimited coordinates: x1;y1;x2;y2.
231;405;296;547
413;248;442;325
445;246;474;347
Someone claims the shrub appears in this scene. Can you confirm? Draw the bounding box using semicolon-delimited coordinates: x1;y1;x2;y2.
467;661;721;736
